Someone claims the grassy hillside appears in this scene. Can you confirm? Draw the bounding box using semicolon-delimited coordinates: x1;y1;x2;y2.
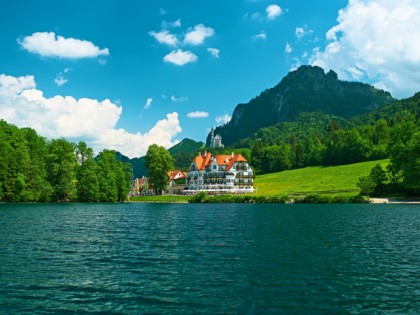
168;138;205;155
254;159;389;196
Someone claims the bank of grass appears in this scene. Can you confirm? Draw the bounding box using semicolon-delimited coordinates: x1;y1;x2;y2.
254;159;389;196
131;160;388;203
130;195;190;203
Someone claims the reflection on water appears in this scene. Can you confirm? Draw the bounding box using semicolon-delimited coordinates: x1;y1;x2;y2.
0;203;419;314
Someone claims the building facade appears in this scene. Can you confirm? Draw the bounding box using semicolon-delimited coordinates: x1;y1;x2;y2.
167;170;187;194
209;128;224;148
185;151;254;194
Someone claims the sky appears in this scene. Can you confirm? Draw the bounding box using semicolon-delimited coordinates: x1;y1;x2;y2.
0;0;419;158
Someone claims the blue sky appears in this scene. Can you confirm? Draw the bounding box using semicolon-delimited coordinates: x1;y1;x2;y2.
0;0;419;157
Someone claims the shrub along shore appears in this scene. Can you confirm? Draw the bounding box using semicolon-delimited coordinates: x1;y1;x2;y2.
130;192;366;204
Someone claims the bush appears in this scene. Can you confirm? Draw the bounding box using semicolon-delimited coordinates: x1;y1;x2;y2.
189;191;207;203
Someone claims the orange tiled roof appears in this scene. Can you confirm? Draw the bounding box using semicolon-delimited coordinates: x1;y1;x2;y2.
226;154;247;170
192;152;212;170
168;170;187;182
191;152;248;171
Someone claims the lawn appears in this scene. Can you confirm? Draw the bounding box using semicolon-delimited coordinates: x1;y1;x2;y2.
254;159;389;196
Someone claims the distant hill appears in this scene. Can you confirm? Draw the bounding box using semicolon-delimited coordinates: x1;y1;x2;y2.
116;138;205;178
168;138;205;155
207;65;394;147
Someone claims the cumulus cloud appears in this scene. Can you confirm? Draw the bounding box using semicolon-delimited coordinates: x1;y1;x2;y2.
311;0;420;98
144;98;153;109
148;30;178;46
285;43;293;53
164;49;197;66
184;24;214;45
0;73;181;158
18;32;109;59
207;47;220;58
266;4;282;20
187;111;209;118
215;113;232;125
253;32;267;40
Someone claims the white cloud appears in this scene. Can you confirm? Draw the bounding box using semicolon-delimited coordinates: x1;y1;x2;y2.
207;47;220;58
148;30;178;46
215;113;232;125
187;111;209;118
184;24;214;45
164;49;197;66
295;26;313;40
54;76;68;87
171;95;188;102
253;32;267;40
54;68;71;87
311;0;420;98
144;98;153;109
0;73;181;158
295;27;305;39
160;8;167;15
285;43;293;53
162;19;181;28
18;32;109;59
266;4;282;20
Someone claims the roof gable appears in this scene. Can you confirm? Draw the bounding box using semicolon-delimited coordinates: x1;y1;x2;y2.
190;152;248;171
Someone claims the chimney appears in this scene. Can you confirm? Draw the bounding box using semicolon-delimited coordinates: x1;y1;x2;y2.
231;152;234;158
204;150;207;157
198;152;201;157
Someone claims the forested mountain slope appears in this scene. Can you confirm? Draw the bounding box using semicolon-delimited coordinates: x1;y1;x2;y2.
207;65;394;146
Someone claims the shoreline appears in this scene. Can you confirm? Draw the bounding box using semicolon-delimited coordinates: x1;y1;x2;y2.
369;198;420;204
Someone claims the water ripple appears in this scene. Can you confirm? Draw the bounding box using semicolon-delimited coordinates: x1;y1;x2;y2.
0;203;419;314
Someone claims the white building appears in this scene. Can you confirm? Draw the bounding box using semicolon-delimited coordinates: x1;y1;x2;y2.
185;151;254;194
209;128;224;148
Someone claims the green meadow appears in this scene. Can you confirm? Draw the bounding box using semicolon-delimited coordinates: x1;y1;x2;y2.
254;159;389;196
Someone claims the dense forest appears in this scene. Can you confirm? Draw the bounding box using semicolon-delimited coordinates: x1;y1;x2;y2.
0;120;132;202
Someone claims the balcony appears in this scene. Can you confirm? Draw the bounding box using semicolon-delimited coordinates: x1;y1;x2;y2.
203;172;226;179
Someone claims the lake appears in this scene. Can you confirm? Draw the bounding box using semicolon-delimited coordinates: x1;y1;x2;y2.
0;203;419;314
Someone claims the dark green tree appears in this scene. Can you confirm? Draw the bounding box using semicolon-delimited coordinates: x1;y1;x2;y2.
403;131;420;194
46;138;78;202
369;164;388;195
96;150;132;202
97;150;119;202
145;144;173;195
76;141;99;202
357;176;375;197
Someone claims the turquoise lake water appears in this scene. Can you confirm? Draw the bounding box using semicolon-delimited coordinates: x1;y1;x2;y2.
0;203;419;314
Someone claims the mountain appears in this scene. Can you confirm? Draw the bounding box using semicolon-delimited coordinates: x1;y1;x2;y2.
116;138;205;178
168;138;205;155
207;65;394;147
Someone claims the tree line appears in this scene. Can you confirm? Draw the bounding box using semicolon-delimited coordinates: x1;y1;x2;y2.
0;120;132;202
